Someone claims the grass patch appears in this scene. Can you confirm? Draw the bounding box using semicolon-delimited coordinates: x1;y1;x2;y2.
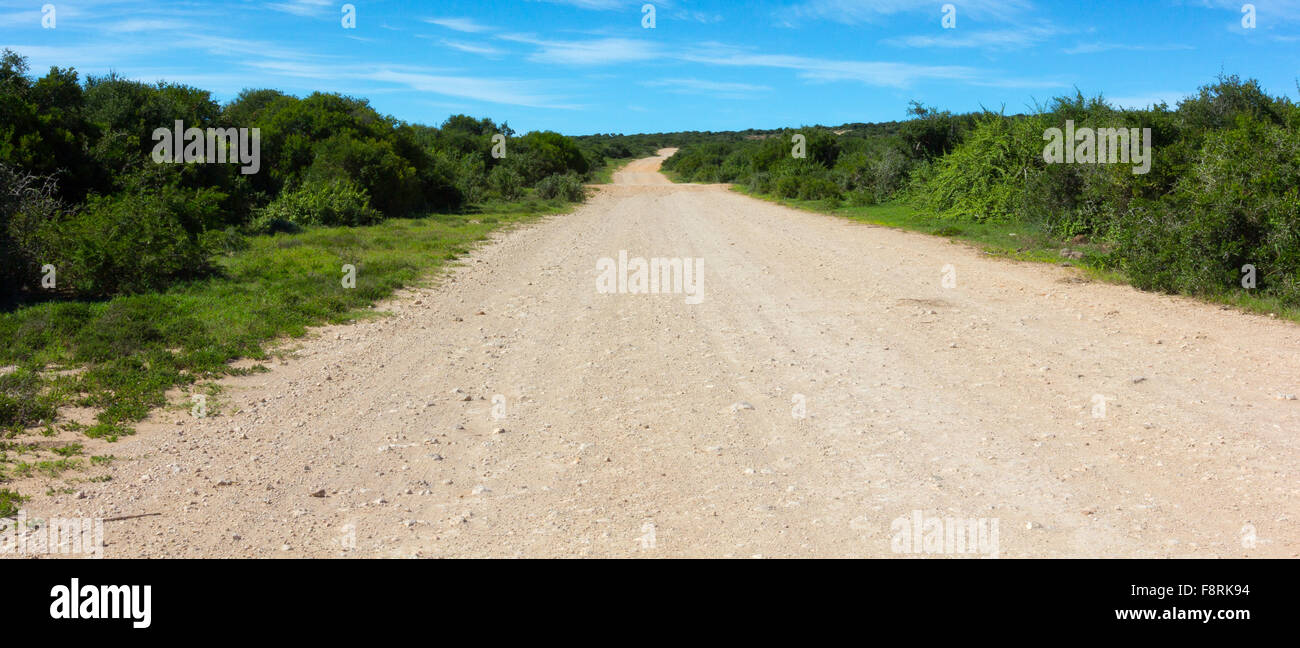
0;488;26;517
0;367;60;432
13;458;82;479
52;443;83;457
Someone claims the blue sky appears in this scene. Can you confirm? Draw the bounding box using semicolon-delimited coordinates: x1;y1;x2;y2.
2;0;1298;134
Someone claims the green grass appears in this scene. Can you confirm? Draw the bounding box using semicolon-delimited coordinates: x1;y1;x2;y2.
736;186;1079;261
12;458;81;479
734;186;1300;323
0;488;26;517
0;199;572;503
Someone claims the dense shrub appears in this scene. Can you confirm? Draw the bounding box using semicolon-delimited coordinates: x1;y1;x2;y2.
0;164;64;298
899;101;975;160
489;165;524;200
1;51;100;202
514;131;591;184
304;134;423;216
1113;116;1300;300
39;185;222;295
0;366;58;429
255;178;379;228
534;173;586;202
912;112;1045;223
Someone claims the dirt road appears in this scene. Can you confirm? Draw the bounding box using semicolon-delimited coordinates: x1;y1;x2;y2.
20;149;1299;557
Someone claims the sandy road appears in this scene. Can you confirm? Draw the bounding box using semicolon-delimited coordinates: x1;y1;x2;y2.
19;149;1299;558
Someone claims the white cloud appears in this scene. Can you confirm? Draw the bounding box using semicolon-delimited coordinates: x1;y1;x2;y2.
502;35;660;65
439;39;507;57
0;9;39;28
678;48;980;88
424;16;493;33
104;18;195;33
643;78;772;98
367;69;580;109
885;27;1058;50
493;34;1060;89
266;0;332;17
239;58;581;109
779;0;1033;25
645;78;771;92
1063;42;1195;55
530;0;641;9
185;34;320;63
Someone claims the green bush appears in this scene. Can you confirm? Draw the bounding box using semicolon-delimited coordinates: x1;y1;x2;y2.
798;177;841;201
0;164;63;298
304;135;423;217
534;173;586;202
1114;116;1300;300
913;113;1046;223
515;131;591;184
0;366;58;431
255;179;379;229
489;165;524;200
40;185;220;295
774;174;802;199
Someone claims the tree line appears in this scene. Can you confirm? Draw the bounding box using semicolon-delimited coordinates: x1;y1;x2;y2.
0;49;649;301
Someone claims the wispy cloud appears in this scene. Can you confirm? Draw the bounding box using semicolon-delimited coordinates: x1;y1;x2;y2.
530;0;641;9
778;0;1034;26
1063;42;1195;55
678;45;983;88
185;33;320;63
266;0;332;17
531;0;718;22
885;27;1058;50
438;39;507;57
672;10;725;24
104;18;195;33
244;59;341;80
0;8;39;28
493;34;1061;89
367;69;580;109
502;35;660;65
424;16;493;33
237;57;581;109
643;78;772;98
